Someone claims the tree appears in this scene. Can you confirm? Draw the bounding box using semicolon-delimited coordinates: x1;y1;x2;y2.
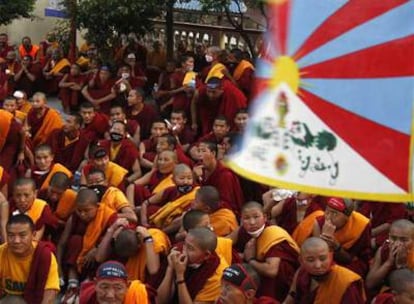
74;0;162;59
0;0;36;25
200;0;264;58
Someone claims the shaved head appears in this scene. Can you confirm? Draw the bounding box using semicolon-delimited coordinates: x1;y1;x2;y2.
159;150;177;162
188;227;217;252
390;219;414;235
301;237;330;254
114;229;140;258
173;164;191;176
49;172;71;189
389;268;414;294
75;188;99;206
241;201;264;214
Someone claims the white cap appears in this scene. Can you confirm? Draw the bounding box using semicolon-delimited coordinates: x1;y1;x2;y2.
13;91;24;99
127;53;136;59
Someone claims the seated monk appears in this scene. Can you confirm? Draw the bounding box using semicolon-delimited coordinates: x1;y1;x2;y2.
42;48;70;95
156;134;193;168
271;192;324;247
2;96;27;124
313;197;372;277
371;268;414;304
178;209;235;266
79;101;109;143
230;202;300;301
107;103;141;147
191;185;238;237
139;120;168;170
194;141;244;216
79;260;156;304
56;189;117;296
142;164;198;234
218;263;279;304
366;219;414;292
95;219;170;284
47;112;89;172
37;171;77;226
284;237;366;304
0;109;24;171
58;63;86;113
81;146;128;190
0;214;59;303
26;92;63;148
13;90;32;115
98;120;142;184
157;227;228;304
85;168;137;223
126;150;177;207
169;109;196;152
27;144;72;191
10;178;58;241
358;200;407;249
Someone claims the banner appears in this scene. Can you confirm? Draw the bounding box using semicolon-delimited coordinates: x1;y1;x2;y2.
45;0;68;19
227;0;414;202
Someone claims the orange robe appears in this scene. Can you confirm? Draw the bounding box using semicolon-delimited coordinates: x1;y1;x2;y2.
28;108;63;147
39;163;73;191
100;186;131;212
209;208;238;236
292;210;325;246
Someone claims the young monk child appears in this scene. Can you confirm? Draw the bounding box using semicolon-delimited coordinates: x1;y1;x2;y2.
191;185;238;236
371;268;414;304
126;150;177;207
230;201;300;302
56;189;117;298
141;164;198;234
27;144;72;190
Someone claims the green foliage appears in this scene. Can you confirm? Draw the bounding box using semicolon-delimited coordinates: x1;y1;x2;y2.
74;0;162;53
0;0;36;25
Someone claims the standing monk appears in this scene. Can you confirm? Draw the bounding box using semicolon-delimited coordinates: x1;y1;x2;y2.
27;92;63;148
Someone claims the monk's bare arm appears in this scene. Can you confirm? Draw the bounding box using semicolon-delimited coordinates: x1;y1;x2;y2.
0;193;9;243
133;170;153;186
190;90;199;130
58;74;70;88
41;289;58;304
119;206;138;223
34;225;45;242
139;142;154;169
312;220;321;237
126;159;142;184
270;200;286;222
96;91;116;105
156;265;175;304
226;226;240;245
95;223;117;263
137;227;160;275
162;217;182;236
365;246;393;289
56;216;73;276
283;269;299;304
249;256;281;278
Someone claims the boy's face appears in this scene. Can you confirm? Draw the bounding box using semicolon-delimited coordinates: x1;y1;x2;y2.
234;113;248;131
35;150;54;171
3;99;17;113
151;122;168;138
173;169;193;186
170;112;186;130
76;203;98;223
241;207;266;233
156;137;171;154
213;119;229;139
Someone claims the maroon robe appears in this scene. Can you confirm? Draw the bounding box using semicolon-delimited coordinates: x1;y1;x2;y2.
133;170;169;206
372;293;395;304
235;66;254;99
87;77;116;114
127;104;159;140
27;107;50;142
235;226;299;301
14;62;42;97
146;186;181;217
197;80;247;135
98;139;139;172
316;216;372;277
177;126;196;146
202;161;244;216
0;117;22;171
82;112;109;143
294;266;366;304
59;73;87;110
358;201;407;247
142;138;157;163
47;129;90;172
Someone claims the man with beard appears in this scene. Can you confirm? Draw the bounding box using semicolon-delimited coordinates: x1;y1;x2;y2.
284;237;365;304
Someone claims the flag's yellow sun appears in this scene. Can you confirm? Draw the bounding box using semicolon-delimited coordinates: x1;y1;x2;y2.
270;56;300;93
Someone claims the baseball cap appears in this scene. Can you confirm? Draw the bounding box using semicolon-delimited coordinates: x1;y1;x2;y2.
96;261;128;281
222;264;258;291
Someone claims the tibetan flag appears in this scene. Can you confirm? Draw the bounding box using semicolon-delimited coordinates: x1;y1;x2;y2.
227;0;414;202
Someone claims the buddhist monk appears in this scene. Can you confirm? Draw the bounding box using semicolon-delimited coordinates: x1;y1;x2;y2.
79;260;156;304
42;48;70;95
95;218;170;284
98;120;142;183
201;46;227;82
81;65;116;114
81;146;128;190
0;214;59;303
13;90;32;115
79;102;109;142
26;92;63;148
170;109;196;152
271;192;325;247
57;189;117;297
58;63;86;112
358;200;407;249
28;144;72;191
139;120;168;170
366;219;414;291
313;197;372;277
10;178;58;241
231;202;300;301
144;164;198;233
13;55;42;97
218;263;279;304
191;185;238;237
156;134;193;168
2;96;27;124
157;227;228;304
85;168;137;223
228;48;255;98
0;165;10;198
126;87;159;140
47;112;89;172
108;103;141;147
232;107;249;134
284;237;366;304
0;192;8;243
0;109;24;171
194;141;244;215
127;150;177;207
371;268;414;304
192;77;247;135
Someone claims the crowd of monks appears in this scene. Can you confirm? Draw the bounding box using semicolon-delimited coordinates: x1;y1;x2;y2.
0;32;413;304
